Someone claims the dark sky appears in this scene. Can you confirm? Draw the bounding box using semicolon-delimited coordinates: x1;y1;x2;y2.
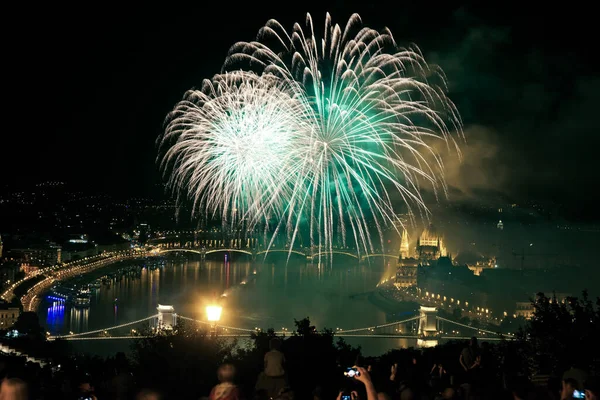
4;1;599;220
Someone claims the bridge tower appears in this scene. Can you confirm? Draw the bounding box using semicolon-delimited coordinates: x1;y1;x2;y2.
417;305;439;348
157;304;177;330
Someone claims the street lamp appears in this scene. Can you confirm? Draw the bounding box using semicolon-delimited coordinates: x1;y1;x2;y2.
206;305;222;337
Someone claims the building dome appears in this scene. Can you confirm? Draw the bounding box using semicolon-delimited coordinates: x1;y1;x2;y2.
420;224;440;241
416;223;448;260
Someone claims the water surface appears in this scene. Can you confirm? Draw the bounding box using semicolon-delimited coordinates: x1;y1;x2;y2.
39;256;416;355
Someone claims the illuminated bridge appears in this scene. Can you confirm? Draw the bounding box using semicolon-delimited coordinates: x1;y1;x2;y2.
48;305;514;346
153;247;399;263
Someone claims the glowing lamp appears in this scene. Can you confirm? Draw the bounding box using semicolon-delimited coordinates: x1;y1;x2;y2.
206;305;222;322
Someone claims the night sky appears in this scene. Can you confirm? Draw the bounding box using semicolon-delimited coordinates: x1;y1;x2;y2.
4;2;599;220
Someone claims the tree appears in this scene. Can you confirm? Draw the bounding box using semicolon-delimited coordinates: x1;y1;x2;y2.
452;307;462;320
13;311;44;339
129;317;360;399
499;315;525;335
130;320;235;399
286;318;359;399
294;317;316;337
518;291;600;376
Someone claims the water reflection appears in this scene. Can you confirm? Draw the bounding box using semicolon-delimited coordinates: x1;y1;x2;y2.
39;258;408;354
69;308;89;333
46;302;65;332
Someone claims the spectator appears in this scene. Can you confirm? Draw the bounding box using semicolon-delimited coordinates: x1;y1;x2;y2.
584;376;599;400
312;386;323;400
399;387;415;400
209;363;240;400
0;378;28;400
109;352;134;400
508;376;530;400
335;390;358;400
561;378;579;400
587;391;598;400
256;338;286;397
406;356;421;383
479;341;494;376
273;386;294;400
348;366;377;400
136;388;162;400
429;362;448;392
563;365;589;392
459;337;481;381
435;387;457;400
404;355;425;396
387;362;398;394
253;389;269;400
377;393;391;400
77;377;98;400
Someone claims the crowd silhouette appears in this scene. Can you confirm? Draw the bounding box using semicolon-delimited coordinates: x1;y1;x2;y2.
0;292;598;399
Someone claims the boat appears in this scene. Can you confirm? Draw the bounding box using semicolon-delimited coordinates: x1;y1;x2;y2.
88;281;101;289
73;289;91;308
48;285;91;307
49;286;76;302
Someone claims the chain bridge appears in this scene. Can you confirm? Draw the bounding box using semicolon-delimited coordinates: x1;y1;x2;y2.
48;305;514;347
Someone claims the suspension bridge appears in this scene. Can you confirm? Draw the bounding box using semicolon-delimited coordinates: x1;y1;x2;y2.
48;305;513;347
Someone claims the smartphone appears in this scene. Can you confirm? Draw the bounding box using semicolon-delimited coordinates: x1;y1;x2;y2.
341;395;351;400
344;367;360;378
573;390;585;399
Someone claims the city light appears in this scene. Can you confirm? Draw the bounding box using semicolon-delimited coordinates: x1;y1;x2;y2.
206;305;222;322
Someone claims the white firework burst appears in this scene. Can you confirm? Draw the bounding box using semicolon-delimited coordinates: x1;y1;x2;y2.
223;13;463;255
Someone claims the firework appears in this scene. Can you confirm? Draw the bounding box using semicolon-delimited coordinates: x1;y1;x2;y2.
223;13;463;255
159;71;312;230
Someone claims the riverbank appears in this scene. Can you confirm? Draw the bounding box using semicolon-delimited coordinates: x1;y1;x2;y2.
15;250;150;312
367;289;420;320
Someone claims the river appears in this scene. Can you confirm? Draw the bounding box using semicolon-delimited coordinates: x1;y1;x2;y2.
38;254;419;356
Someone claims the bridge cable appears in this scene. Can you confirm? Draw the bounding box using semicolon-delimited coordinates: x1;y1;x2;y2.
178;315;256;333
339;315;421;334
50;314;159;339
436;316;514;337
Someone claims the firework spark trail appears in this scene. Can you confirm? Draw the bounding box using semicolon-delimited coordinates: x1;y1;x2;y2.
159;71;313;231
223;13;463;256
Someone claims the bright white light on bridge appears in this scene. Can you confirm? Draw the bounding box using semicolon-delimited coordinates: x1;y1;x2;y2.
206;305;222;322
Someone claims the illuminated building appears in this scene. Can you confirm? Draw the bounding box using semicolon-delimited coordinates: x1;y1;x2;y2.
0;306;19;328
20;264;40;275
62;243;98;262
395;228;418;288
395;257;419;288
515;292;571;319
0;261;18;286
68;234;89;244
10;243;61;269
134;223;150;244
399;229;410;259
515;302;533;319
467;257;497;276
416;224;447;262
